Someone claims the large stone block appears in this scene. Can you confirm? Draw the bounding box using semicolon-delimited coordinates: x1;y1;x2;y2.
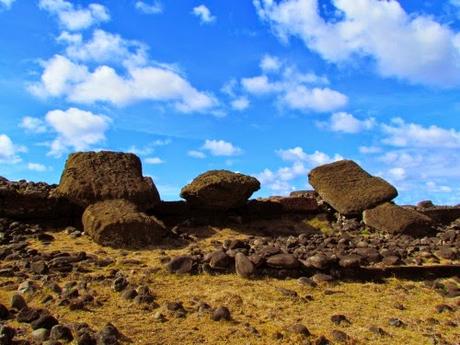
308;160;397;215
363;202;434;236
180;170;260;210
56;151;160;210
82;199;167;248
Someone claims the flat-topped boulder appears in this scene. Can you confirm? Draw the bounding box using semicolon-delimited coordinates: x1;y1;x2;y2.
180;170;260;210
82;199;167;248
363;202;434;236
308;160;397;215
55;151;160;210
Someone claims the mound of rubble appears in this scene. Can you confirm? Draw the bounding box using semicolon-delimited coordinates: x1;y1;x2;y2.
0;151;459;278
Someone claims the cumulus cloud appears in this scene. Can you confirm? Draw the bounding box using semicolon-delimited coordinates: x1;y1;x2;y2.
39;0;110;31
0;0;15;9
29;55;217;113
188;150;206;159
382;117;460;148
192;4;216;24
0;134;25;164
27;163;47;172
254;0;460;87
44;107;111;157
257;147;343;194
201;139;242;156
241;55;345;113
144;157;164;164
59;29;148;66
359;146;381;154
317;112;375;133
135;1;163;14
260;55;282;72
231;96;250;111
20;116;47;133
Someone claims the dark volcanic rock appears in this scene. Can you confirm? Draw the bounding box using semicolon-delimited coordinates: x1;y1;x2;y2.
363;202;434;236
31;314;59;330
55;151;160;210
266;254;299;269
82;199;167;248
419;206;460;225
167;256;194;274
180;170;260;210
235;252;255;278
0;178;79;220
211;306;231;321
308;160;397;215
208;251;232;270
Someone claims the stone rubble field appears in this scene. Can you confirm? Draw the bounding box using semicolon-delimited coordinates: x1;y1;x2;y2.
0;151;458;345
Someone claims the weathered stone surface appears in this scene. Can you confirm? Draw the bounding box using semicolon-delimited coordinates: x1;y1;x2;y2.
167;256;194;274
266;254;299;269
56;151;160;210
308;160;398;215
0;178;79;220
363;202;434;236
418;206;460;225
82;199;167;248
180;170;260;210
259;196;319;213
235;252;255;278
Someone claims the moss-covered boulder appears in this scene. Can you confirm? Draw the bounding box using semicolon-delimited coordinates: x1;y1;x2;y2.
55;151;160;210
180;170;260;210
363;202;434;236
82;199;166;248
308;160;397;215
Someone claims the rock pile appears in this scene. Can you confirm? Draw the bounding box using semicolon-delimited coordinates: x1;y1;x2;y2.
57;151;166;249
165;216;460;279
0;179;79;222
309;160;434;236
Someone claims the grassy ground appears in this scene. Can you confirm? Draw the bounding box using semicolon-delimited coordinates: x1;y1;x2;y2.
0;228;458;345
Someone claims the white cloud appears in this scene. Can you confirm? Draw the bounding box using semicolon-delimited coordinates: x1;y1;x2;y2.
388;167;406;181
61;29;148;66
359;146;381;154
231;96;250;111
382;118;460;148
254;0;460;87
277;147;343;165
39;0;110;31
44;107;111;157
0;0;15;9
258;147;343;194
318;112;375;134
128;139;171;156
20;116;47;133
241;56;345;113
0;134;25;164
144;157;164;164
242;75;277;95
27;163;47;172
188;150;206;159
282;86;348;113
260;55;282;72
202;139;242;156
135;1;163;14
192;4;216;24
29;55;218;113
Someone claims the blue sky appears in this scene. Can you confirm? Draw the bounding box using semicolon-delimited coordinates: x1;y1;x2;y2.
1;0;460;204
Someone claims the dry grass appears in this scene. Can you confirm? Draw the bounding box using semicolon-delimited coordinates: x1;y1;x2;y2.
0;228;459;345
